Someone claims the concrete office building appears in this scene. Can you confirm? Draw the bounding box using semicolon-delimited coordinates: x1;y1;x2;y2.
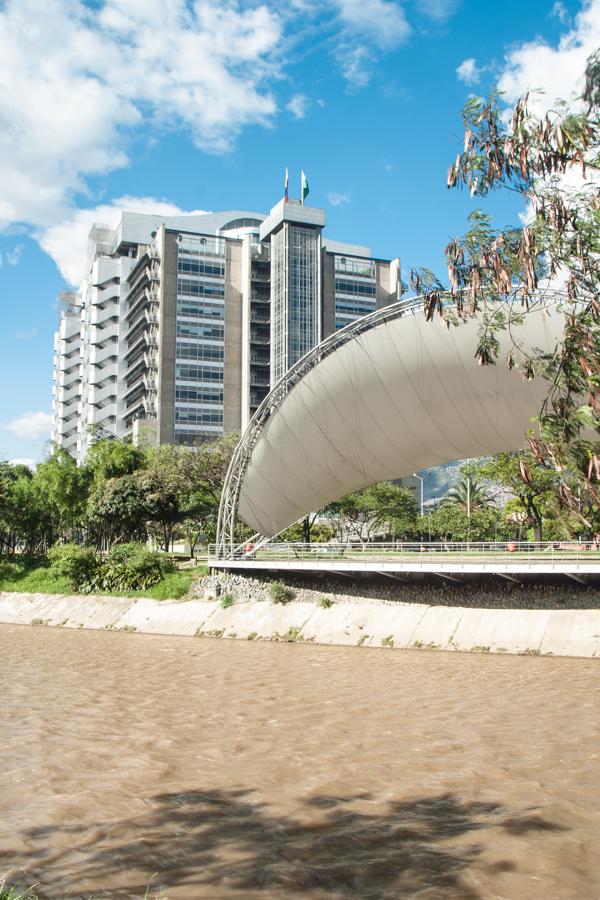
52;197;401;463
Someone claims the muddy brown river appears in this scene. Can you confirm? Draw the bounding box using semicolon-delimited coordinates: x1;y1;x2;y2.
1;624;599;899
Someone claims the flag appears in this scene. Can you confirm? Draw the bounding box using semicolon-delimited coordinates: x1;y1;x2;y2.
284;167;289;203
301;170;309;204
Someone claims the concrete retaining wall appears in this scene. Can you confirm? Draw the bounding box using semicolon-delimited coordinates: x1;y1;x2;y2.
0;591;598;658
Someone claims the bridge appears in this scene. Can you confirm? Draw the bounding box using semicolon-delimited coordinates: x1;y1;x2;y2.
215;291;580;568
208;541;600;582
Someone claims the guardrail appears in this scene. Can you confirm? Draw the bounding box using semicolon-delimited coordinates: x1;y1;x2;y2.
209;541;600;568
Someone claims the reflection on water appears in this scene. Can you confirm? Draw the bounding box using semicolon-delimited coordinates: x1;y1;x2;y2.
0;625;598;899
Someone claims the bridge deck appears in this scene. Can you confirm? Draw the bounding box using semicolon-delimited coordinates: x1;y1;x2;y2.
209;543;600;578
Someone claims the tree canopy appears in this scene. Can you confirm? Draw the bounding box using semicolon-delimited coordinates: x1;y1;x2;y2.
416;51;599;537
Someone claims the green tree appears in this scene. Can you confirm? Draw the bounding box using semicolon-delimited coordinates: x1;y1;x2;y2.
479;452;559;542
136;447;183;552
325;481;418;542
84;436;147;487
87;474;149;548
0;462;39;555
435;52;600;530
279;521;334;543
178;434;238;553
421;504;502;542
34;446;89;541
442;471;494;513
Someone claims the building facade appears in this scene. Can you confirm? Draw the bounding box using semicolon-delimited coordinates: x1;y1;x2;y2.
52;199;401;462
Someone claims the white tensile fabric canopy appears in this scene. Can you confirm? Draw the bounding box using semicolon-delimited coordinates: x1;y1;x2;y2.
237;305;563;538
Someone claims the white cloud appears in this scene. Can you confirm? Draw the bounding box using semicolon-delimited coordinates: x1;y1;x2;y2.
334;0;411;49
5;412;53;441
5;244;23;266
0;0;281;231
498;0;600;114
418;0;459;21
15;327;39;341
38;196;208;286
287;94;310;118
456;57;480;85
328;191;351;206
9;458;37;469
333;0;411;86
551;2;568;23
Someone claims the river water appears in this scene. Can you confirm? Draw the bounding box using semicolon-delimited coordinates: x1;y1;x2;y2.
1;625;598;899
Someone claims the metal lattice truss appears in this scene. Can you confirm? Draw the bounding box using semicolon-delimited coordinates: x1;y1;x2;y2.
216;291;566;558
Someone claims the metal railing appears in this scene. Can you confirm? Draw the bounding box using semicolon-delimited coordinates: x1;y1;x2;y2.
209;541;600;569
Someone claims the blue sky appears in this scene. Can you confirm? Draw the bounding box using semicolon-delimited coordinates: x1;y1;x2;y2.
0;0;597;463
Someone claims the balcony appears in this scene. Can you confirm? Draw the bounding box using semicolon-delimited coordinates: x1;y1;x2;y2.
89;343;119;367
89;383;118;407
143;371;157;392
124;370;145;396
143;350;158;371
93;360;118;381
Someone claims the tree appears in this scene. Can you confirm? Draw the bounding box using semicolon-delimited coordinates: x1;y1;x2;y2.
442;471;494;513
87;474;150;548
421;504;502;543
279;521;334;543
479;452;559;542
138;446;186;552
431;52;600;534
34;446;89;541
178;434;238;553
325;482;418;542
84;436;147;487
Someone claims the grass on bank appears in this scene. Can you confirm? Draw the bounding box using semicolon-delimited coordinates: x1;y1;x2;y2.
0;559;207;601
0;885;38;900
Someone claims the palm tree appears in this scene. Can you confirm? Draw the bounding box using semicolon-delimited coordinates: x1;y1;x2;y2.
442;475;494;513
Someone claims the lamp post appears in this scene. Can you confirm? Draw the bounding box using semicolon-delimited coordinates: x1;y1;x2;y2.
412;473;424;516
413;473;429;544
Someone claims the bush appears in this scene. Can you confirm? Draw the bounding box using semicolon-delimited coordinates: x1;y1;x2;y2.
91;544;174;592
220;593;235;608
0;559;27;582
47;542;174;592
48;543;99;590
318;596;333;608
268;579;293;604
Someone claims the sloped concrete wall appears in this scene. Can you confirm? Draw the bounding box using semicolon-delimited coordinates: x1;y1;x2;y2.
0;592;598;658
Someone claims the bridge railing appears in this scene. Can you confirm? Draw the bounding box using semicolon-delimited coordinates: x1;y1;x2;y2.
209;541;600;567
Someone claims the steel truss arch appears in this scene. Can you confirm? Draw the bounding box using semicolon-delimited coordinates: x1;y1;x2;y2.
216;291;565;558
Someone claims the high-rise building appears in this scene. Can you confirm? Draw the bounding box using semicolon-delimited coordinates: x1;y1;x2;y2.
52;198;401;463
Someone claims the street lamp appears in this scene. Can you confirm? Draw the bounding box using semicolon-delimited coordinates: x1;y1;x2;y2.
412;473;424;517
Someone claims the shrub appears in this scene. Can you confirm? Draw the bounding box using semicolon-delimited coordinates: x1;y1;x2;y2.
47;542;174;593
268;579;293;604
318;596;333;608
0;559;27;582
92;544;174;592
48;543;99;590
220;593;235;608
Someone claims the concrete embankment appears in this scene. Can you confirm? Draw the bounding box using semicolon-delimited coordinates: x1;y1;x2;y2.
1;590;599;658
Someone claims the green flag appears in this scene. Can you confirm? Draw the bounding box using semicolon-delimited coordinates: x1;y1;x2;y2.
301;170;309;204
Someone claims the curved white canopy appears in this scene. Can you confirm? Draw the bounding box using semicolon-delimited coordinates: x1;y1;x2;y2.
234;304;562;539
